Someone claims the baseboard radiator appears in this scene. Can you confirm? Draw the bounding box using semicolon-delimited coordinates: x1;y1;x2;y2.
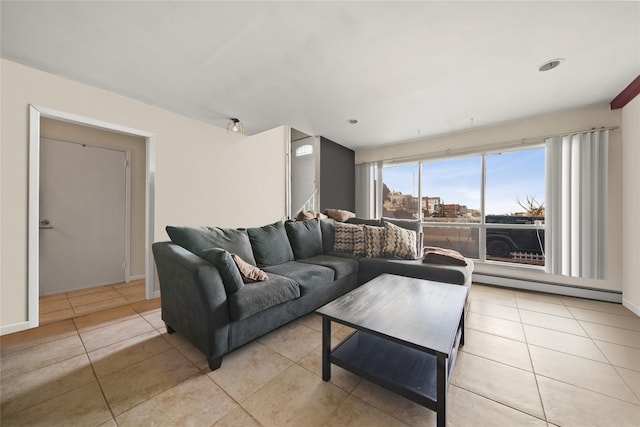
472;273;622;304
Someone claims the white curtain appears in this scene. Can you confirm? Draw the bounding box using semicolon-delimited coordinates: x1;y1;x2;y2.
355;162;377;218
545;130;608;279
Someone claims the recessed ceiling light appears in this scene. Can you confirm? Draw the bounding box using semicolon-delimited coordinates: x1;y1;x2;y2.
346;119;358;125
538;58;564;72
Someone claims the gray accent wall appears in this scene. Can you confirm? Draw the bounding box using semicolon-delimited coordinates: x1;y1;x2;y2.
320;137;355;212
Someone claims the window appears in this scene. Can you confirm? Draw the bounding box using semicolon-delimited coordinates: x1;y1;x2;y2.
382;163;419;220
485;149;545;264
381;146;546;267
422;157;481;223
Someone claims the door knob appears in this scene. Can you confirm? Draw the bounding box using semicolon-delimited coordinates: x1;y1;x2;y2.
39;219;53;229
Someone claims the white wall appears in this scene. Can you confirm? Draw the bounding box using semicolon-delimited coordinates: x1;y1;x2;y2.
1;59;288;330
622;95;640;314
356;104;624;293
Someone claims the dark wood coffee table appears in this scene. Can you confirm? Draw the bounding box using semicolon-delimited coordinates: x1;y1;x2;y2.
316;273;467;427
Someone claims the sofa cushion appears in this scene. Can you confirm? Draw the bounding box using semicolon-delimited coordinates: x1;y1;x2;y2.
285;219;323;259
199;248;244;294
320;218;336;253
247;221;295;267
231;254;269;282
347;218;381;226
262;261;335;292
228;274;300;320
298;255;359;279
383;221;418;259
358;257;473;287
363;225;385;258
166;225;257;265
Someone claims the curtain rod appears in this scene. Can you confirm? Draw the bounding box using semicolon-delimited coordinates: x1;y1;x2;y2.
360;125;619;165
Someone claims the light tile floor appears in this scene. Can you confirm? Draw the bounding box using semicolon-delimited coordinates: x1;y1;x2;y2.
39;279;147;324
1;283;640;426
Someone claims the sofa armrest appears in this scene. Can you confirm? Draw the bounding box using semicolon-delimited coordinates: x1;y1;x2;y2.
152;241;230;362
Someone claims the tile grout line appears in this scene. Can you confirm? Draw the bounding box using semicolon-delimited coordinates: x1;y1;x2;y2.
516;302;550;424
450;382;548;424
72;315;120;425
561;296;640;403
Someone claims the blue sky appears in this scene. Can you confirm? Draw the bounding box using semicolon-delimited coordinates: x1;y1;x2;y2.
384;148;545;215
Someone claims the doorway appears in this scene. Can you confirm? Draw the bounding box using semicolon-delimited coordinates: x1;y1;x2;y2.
28;105;156;329
39;137;129;295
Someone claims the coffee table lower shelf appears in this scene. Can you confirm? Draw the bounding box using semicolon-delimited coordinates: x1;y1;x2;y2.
327;329;461;411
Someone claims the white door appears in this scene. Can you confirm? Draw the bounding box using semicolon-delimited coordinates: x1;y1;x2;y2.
39;138;127;295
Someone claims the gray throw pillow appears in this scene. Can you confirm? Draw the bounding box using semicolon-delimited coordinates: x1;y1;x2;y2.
199;248;244;294
285;219;323;259
166;225;257;265
247;221;295;267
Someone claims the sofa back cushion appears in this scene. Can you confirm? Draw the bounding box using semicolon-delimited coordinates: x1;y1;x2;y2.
166;225;257;265
285;219;323;259
247;221;295;267
320;218;336;253
347;218;381;226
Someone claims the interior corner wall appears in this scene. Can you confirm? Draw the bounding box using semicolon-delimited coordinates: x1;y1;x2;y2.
355;104;624;294
621;95;640;314
0;59;287;330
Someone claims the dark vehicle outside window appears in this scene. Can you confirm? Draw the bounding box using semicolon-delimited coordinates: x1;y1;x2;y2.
485;215;545;259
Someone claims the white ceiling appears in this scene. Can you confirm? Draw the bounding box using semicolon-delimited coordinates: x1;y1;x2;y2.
1;1;638;150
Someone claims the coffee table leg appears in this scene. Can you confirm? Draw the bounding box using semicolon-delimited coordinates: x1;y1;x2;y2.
460;309;465;347
322;317;331;381
437;355;446;427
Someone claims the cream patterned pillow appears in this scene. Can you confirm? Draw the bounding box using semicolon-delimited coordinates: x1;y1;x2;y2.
352;224;366;256
363;225;385;258
383;221;418;259
333;222;365;255
333;221;355;252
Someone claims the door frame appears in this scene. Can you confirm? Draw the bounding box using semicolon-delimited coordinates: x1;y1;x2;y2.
28;105;156;328
39;136;133;288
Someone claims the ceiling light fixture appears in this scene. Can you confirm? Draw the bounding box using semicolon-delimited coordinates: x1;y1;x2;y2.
538;58;564;72
227;118;244;134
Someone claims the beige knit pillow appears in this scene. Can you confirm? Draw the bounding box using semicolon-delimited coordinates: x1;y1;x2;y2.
325;208;356;222
231;254;269;282
383;221;418;259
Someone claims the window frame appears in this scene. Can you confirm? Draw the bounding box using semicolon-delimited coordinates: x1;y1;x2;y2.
379;143;546;268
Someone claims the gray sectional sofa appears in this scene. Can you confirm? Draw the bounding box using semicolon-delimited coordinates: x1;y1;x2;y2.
152;217;473;371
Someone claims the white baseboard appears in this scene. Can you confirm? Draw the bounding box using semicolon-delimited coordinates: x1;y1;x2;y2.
1;320;35;336
473;273;622;303
153;290;161;299
127;274;145;282
622;298;640;316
